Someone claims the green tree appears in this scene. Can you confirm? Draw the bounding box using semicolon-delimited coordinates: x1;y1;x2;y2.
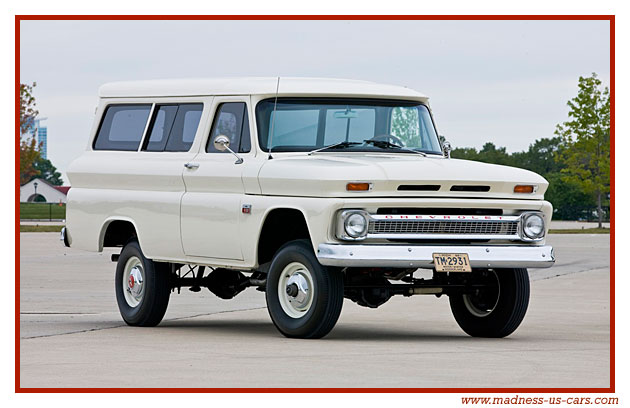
20;137;41;185
545;173;595;220
20;82;42;185
511;137;565;176
477;142;514;166
451;147;480;161
555;73;610;227
20;82;38;135
452;142;514;166
31;157;63;186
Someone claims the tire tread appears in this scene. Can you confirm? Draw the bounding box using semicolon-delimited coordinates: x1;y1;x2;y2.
266;240;343;339
449;268;530;338
115;240;170;327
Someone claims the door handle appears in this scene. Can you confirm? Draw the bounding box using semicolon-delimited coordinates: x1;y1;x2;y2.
184;162;200;169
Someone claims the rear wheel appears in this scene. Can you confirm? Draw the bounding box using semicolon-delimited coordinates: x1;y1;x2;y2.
265;240;343;339
449;268;530;338
115;240;170;326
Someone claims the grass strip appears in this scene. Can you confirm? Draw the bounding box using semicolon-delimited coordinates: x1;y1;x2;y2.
20;225;64;232
548;228;610;234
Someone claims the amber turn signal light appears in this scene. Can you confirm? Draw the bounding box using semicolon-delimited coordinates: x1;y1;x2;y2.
514;185;535;194
347;182;371;191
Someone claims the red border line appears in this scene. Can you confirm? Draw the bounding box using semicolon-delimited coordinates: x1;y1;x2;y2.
608;15;615;394
15;14;614;21
16;387;616;393
15;14;615;394
15;15;21;392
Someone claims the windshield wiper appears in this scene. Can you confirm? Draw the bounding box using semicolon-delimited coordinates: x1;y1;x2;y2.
308;141;361;155
363;140;427;157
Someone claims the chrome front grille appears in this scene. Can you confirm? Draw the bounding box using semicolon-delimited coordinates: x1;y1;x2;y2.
369;220;519;235
366;215;521;240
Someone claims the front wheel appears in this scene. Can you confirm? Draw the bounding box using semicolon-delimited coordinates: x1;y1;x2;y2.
265;240;344;339
449;268;530;338
115;239;171;326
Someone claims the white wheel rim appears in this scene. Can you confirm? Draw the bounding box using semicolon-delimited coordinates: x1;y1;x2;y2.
463;270;501;318
122;256;145;308
278;262;315;318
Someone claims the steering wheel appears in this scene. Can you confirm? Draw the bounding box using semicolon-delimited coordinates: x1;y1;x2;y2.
367;134;405;147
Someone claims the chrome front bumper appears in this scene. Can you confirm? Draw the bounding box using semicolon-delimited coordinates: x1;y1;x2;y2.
60;227;70;247
317;244;555;269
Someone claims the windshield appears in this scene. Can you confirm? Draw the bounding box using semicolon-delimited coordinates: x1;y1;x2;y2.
256;98;443;154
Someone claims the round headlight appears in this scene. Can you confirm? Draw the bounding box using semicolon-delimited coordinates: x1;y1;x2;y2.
523;213;545;239
344;212;368;238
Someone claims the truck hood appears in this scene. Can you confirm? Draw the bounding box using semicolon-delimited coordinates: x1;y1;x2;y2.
256;153;548;199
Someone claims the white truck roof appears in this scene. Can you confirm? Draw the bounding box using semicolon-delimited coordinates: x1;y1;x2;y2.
98;77;429;102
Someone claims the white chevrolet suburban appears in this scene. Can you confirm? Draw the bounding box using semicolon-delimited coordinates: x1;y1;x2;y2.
64;77;554;339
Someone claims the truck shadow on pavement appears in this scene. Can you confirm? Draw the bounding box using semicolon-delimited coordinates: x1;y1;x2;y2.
159;318;490;342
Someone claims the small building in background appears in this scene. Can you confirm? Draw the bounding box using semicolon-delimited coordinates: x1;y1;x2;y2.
20;178;69;203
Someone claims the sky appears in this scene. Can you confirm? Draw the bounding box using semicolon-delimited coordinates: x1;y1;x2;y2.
20;20;610;184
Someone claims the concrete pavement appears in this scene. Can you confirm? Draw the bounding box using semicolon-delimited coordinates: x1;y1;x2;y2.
550;220;610;230
19;233;610;388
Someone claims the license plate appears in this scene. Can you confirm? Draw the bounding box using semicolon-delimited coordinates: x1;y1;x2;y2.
432;253;472;272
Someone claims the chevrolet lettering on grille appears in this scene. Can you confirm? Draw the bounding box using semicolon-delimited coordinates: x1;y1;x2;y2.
367;214;521;240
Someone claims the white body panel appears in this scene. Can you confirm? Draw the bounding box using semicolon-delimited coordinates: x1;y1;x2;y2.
66;77;553;270
255;154;548;200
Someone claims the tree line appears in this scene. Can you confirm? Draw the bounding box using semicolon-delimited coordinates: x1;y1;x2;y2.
450;73;610;226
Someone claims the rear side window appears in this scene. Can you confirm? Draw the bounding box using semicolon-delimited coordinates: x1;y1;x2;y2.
165;104;203;152
144;105;178;151
93;105;151;151
206;102;251;153
143;103;203;152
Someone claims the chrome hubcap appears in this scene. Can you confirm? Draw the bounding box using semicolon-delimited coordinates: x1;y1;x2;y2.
278;262;314;318
123;256;144;307
463;270;500;318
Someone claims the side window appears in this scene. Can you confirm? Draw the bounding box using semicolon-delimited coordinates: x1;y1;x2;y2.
165;104;203;152
207;102;251;153
143;105;178;151
93;104;151;151
142;103;203;152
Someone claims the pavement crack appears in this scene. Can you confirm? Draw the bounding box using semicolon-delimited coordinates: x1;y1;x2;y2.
21;324;126;340
163;307;266;323
533;266;609;281
21;306;266;340
21;312;99;315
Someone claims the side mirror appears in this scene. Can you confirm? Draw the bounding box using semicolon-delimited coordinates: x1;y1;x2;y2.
442;140;452;158
213;135;243;164
213;135;231;151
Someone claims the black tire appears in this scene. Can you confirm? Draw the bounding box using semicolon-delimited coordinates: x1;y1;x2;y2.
115;239;171;327
265;240;343;339
449;268;530;338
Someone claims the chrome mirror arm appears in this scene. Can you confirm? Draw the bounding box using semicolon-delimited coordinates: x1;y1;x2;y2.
225;146;244;165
